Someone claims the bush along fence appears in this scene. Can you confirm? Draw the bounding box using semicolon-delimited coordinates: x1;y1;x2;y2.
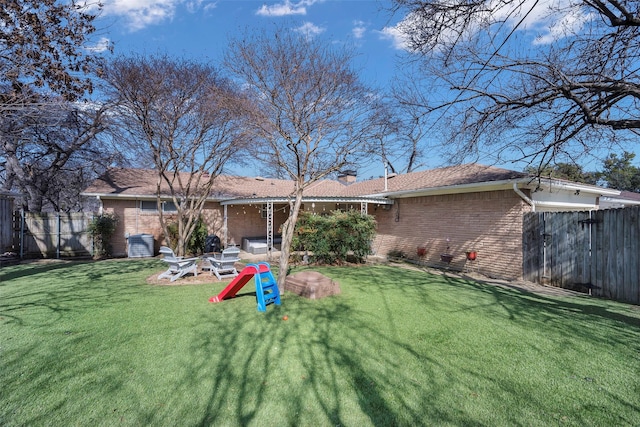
523;206;639;305
11;211;94;259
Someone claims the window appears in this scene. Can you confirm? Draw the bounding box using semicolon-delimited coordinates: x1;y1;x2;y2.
140;200;178;213
163;201;177;212
140;200;158;212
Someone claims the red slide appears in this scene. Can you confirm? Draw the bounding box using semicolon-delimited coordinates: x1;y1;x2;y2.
208;265;259;303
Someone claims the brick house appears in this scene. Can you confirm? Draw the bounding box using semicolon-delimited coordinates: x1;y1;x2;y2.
82;163;621;280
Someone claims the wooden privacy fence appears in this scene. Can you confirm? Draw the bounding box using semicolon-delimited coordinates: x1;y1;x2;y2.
523;207;640;305
12;212;93;258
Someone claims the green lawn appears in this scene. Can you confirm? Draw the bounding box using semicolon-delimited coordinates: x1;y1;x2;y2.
1;259;639;426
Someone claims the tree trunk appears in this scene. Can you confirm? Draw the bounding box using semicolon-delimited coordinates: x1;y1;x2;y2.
277;190;304;292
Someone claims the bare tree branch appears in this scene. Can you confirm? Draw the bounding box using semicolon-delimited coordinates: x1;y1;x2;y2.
225;26;380;289
102;54;253;256
391;0;640;167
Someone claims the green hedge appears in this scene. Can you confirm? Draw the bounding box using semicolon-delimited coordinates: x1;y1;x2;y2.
167;216;208;255
292;210;376;264
88;213;119;258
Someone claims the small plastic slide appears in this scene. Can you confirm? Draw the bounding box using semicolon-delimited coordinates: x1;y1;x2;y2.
208;266;257;303
209;263;281;312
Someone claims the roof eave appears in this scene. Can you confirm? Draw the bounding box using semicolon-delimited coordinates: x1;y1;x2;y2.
376;177;621;199
518;178;621;196
380;179;517;198
80;192;224;202
220;196;393;205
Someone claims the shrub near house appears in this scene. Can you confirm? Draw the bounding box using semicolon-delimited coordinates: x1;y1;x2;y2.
292;210;376;264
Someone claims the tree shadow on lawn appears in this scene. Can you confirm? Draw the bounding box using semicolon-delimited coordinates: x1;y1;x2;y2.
175;264;581;426
183;297;459;426
0;258;156;282
4;262;637;425
0;259;158;326
437;272;640;339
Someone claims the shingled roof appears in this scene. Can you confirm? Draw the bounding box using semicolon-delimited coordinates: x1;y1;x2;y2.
83;164;531;201
339;163;527;197
83;168;351;200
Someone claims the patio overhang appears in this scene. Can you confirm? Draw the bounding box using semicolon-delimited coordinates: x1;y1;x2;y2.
219;196;393;206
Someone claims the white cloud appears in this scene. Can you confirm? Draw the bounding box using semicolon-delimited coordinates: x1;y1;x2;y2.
378;25;409;50
256;1;307;17
84;37;112;52
202;1;218;13
101;0;181;31
255;0;326;17
295;21;325;38
352;20;366;39
532;9;592;44
389;0;592;51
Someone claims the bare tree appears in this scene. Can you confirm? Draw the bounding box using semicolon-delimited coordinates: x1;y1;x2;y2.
0;95;114;211
390;0;640;167
0;0;112;211
102;54;253;256
225;26;380;289
1;0;106;108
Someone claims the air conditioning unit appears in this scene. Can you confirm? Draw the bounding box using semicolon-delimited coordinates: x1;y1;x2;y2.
127;233;154;258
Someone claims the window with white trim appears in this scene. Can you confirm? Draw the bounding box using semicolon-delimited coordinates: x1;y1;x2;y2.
139;200;178;213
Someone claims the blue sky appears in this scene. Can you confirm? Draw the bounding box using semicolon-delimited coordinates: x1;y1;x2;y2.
92;0;413;178
95;1;405;89
89;0;635;177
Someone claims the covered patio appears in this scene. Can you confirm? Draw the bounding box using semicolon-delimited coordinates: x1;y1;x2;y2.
219;196;392;257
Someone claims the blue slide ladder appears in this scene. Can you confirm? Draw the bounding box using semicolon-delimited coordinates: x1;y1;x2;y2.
252;262;281;312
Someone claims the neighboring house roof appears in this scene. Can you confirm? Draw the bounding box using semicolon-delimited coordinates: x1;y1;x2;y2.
620;191;640;202
600;190;640;208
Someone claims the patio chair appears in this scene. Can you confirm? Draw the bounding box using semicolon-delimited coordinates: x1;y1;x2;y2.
158;246;200;282
203;246;240;280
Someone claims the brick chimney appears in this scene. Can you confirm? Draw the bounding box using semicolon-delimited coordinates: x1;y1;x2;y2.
337;170;357;184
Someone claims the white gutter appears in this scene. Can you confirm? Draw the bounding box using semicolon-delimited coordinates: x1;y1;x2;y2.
219;196;393;205
513;183;536;212
512;183;598;211
376;176;621;199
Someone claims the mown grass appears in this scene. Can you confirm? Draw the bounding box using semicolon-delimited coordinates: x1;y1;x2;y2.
1;259;639;426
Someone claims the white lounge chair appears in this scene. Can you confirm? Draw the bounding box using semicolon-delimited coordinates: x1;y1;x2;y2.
203;246;240;280
158;246;200;282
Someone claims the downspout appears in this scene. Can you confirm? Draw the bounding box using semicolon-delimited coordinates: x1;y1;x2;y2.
513;183;536;212
223;205;228;247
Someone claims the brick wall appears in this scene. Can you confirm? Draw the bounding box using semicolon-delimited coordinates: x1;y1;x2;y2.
371;190;531;280
103;199;289;256
226;203;289;245
103;200;225;257
103;191;530;280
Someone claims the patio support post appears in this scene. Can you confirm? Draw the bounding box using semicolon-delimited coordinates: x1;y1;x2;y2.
266;201;274;259
223;205;228;247
361;202;367;215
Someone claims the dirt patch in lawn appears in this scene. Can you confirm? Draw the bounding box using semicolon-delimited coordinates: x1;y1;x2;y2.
146;262;248;286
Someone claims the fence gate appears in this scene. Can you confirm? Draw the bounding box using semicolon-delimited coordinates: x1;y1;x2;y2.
523;207;640;305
